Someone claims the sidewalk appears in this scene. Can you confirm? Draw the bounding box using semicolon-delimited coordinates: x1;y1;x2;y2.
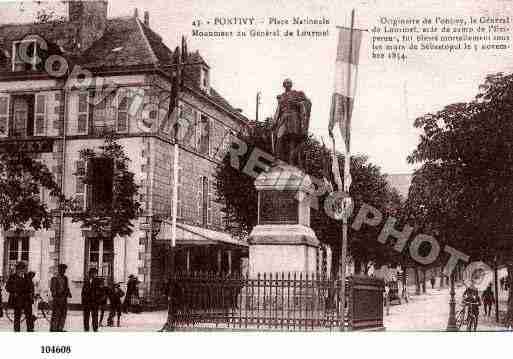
384;285;508;331
1;287;510;332
0;310;167;332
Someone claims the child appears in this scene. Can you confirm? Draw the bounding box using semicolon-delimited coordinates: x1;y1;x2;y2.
107;283;124;327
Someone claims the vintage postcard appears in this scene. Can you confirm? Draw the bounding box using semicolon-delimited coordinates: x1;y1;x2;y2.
0;0;512;353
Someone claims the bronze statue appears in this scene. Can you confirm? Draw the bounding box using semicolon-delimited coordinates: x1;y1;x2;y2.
272;78;311;168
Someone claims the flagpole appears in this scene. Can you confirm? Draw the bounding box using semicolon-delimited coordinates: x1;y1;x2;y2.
164;44;183;331
339;8;355;333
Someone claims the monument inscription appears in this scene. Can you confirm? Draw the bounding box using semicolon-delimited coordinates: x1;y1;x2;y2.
259;190;298;225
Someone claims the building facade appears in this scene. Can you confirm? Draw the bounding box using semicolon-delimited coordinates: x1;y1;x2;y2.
0;1;248;306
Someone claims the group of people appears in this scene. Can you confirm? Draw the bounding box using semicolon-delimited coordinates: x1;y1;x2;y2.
1;261;141;332
1;262;36;331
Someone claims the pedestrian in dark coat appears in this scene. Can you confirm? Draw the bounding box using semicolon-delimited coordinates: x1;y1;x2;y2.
98;278;108;327
430;276;436;289
81;268;102;332
482;283;494;317
6;262;34;332
107;283;125;327
50;264;72;331
123;275;141;313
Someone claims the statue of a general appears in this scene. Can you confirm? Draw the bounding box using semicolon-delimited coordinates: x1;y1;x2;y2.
272;78;311;168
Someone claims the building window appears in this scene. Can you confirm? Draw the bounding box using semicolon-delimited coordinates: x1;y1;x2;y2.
200;67;209;91
117;90;129;133
34;94;46;135
0;96;9;137
77;92;89;134
86;237;114;280
12;40;37;72
217;127;235;160
177;104;196;147
7;237;29;273
197;115;210;155
86;157;114;211
197;176;211;226
11;95;34;137
90;91;116;136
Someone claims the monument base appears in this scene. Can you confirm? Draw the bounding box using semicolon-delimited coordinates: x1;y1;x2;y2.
248;224;319;276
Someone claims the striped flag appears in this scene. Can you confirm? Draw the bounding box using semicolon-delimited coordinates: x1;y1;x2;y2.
328;25;363;193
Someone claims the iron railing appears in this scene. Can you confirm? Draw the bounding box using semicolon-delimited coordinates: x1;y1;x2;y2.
168;272;384;331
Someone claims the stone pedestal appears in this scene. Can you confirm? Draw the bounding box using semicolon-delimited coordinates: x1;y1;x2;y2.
248;164;319;277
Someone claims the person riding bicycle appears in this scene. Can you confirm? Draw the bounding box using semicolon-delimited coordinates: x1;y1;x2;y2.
462;284;481;331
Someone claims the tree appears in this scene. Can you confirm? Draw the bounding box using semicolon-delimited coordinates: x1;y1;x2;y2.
0;147;64;232
406;72;513;319
215;119;403;276
71;136;141;240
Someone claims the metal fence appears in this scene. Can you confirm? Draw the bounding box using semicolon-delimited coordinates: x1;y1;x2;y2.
168;272;384;331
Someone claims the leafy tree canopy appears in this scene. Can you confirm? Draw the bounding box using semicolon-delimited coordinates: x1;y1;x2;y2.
406;72;513;263
71;137;141;239
0;147;64;232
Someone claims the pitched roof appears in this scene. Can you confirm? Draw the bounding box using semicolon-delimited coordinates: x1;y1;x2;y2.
0;17;176;72
0;20;78;54
78;17;158;69
0;16;246;122
181;74;244;120
139;21;174;65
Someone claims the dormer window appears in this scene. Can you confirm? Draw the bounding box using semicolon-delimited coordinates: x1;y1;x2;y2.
200;67;209;92
12;38;46;72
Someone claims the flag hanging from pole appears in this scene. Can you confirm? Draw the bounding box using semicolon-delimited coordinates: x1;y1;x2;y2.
328;25;363;193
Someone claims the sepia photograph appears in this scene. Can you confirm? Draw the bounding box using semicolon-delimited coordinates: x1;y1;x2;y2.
0;1;512;353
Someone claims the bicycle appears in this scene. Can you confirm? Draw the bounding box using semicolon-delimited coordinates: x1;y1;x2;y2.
4;292;51;324
455;302;478;331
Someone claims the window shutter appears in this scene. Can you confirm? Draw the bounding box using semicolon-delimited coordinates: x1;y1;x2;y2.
75;160;85;210
117;89;129;133
207;177;213;225
176;167;182;218
197;176;203;224
208;118;213;157
0;95;9;137
77;92;89;134
193;111;200;150
34;94;46;135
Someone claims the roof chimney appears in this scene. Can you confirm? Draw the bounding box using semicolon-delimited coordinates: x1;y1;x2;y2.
144;11;149;26
68;1;108;51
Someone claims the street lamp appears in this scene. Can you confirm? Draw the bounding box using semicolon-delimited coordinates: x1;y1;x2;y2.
446;271;458;331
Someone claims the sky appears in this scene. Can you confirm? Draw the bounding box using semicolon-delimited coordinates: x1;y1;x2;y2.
2;0;512;174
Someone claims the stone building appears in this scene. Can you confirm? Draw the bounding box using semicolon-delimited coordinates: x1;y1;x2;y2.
0;1;248;305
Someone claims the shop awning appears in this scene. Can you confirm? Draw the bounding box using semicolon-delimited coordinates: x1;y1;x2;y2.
156;220;248;248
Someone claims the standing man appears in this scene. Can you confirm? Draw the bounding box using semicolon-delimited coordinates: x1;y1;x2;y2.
81;268;101;332
272;78;311;168
50;264;72;331
6;262;34;332
482;283;494;317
